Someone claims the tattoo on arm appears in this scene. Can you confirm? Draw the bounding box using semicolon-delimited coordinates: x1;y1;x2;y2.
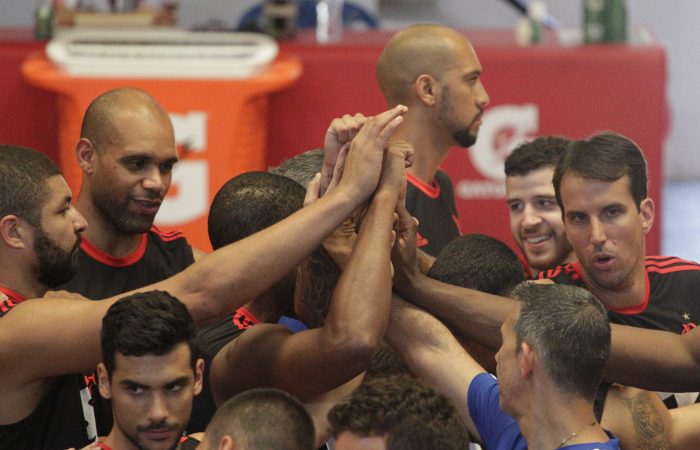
619;390;670;450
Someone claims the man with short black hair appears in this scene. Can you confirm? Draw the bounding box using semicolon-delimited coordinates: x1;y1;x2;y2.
504;136;575;277
545;132;700;408
96;291;203;450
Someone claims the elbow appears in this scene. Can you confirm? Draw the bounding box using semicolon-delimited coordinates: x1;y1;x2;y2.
329;329;383;368
187;293;228;326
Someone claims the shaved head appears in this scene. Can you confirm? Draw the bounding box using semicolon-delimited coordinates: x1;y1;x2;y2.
377;25;475;106
80;87;173;152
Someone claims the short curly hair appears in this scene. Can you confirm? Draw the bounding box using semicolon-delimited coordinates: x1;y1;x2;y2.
328;374;469;449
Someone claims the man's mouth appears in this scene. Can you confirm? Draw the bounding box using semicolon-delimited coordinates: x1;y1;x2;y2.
592;253;615;269
524;235;551;245
132;198;162;213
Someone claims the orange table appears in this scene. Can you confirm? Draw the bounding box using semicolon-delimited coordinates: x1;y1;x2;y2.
22;51;301;251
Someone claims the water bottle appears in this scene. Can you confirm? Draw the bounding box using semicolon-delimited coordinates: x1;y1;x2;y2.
604;0;627;43
583;0;606;43
528;0;546;44
34;0;54;40
316;0;344;44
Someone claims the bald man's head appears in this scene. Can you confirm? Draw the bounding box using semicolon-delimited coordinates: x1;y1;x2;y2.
377;25;474;106
80;87;173;152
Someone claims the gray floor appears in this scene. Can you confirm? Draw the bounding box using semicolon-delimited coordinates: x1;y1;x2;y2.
662;180;700;261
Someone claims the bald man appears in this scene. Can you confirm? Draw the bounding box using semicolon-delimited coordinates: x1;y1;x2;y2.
376;25;490;255
60;87;203;435
61;87;203;300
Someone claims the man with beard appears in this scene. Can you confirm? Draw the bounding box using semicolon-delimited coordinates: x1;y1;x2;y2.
504;136;576;278
0;104;407;448
96;292;203;450
61;87;203;301
373;24;490;256
59;87;203;436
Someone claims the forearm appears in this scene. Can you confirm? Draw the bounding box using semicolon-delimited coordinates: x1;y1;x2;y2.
325;191;396;351
396;274;512;351
606;324;700;391
385;298;484;435
160;188;360;324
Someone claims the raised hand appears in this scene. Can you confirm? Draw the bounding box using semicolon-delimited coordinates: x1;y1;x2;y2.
320;113;368;195
336;105;407;205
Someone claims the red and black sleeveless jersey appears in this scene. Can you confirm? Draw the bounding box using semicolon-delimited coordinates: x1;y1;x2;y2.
188;308;260;432
540;256;700;408
58;227;195;436
0;288;97;449
405;170;461;257
539;256;700;334
60;226;195;300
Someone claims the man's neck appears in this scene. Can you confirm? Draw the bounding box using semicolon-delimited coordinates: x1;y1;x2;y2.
75;195;144;258
519;389;608;448
585;259;648;311
0;265;46;300
392;118;450;185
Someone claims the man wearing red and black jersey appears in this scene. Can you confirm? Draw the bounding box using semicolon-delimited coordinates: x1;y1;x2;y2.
62;87;203;300
374;25;490;256
538;133;700;408
59;87;202;435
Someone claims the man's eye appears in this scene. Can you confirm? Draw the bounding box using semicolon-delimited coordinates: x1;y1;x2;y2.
605;207;621;218
126;160;145;170
538;200;556;210
569;214;587;224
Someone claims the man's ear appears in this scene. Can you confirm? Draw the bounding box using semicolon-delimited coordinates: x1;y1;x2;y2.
193;358;205;396
0;215;29;250
414;74;438;107
220;435;236;450
76;138;97;174
97;362;112;399
640;197;655;234
520;342;535;379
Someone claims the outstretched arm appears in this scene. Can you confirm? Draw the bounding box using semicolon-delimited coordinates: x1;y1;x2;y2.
0;106;408;399
208;123;411;403
391;205;513;351
605;324;700;391
385;297;486;441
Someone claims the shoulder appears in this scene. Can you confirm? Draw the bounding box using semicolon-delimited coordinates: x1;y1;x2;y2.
149;226;191;244
645;255;700;275
468;374;524;449
601;384;670;450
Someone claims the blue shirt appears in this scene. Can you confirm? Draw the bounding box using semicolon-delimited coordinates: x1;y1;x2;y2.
468;373;620;449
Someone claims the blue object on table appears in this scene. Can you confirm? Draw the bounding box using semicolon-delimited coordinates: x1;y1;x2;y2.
237;0;379;31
